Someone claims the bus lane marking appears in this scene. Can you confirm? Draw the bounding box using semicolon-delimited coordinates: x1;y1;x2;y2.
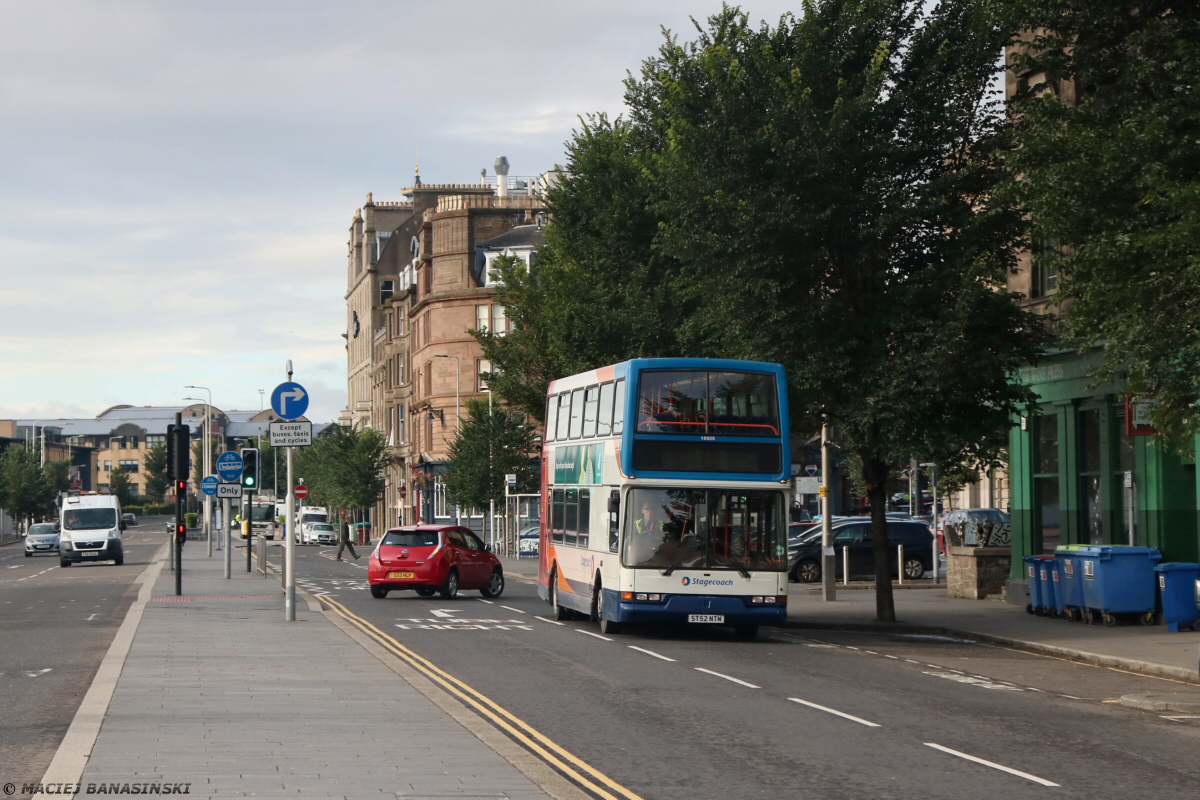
577;630;613;642
924;743;1059;787
500;605;526;614
628;646;675;662
695;668;760;688
788;698;880;727
535;616;565;626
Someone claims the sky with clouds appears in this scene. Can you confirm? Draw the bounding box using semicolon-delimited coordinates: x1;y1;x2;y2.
0;0;797;424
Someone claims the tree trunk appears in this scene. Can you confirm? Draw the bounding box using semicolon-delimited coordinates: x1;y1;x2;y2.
862;456;896;623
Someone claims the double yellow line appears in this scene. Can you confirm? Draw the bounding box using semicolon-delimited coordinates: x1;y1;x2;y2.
319;594;646;800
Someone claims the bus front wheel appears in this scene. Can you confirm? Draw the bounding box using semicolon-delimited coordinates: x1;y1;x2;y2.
594;580;621;635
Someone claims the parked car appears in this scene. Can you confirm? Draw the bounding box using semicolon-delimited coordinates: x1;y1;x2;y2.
789;518;934;583
940;508;1011;552
121;513;138;527
25;522;60;557
368;525;504;599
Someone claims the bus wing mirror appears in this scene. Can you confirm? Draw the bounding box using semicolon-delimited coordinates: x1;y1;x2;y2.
608;492;620;514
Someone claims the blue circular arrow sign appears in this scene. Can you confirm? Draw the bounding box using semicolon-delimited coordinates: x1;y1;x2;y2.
271;381;309;421
216;451;244;482
201;475;220;496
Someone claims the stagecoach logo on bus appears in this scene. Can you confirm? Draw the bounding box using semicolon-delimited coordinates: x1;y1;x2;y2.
681;576;735;587
553;443;603;485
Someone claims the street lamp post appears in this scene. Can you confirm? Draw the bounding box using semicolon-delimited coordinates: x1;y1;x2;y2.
184;386;213;557
920;462;940;584
30;420;46;465
434;354;462;526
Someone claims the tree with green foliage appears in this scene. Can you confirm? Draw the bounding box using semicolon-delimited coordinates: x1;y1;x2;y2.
143;443;169;502
445;398;540;512
43;459;71;497
293;426;388;515
107;466;135;507
1004;0;1200;443
0;444;58;527
484;2;1048;621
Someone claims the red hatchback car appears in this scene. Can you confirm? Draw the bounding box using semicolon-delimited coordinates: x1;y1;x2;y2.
368;525;504;599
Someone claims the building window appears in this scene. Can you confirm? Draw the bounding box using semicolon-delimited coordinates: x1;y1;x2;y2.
119;460;139;473
1079;409;1103;545
1034;413;1061;553
476;304;489;332
1032;237;1059;298
491;304;508;334
477;359;491;392
434;476;449;519
104;460;111;471
398;405;406;442
397;354;405;385
380;280;394;304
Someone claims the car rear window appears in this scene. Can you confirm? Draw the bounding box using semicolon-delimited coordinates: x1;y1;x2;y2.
382;530;439;547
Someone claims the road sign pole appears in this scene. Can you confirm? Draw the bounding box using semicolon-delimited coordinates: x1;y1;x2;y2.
285;443;295;621
246;491;253;574
223;497;232;579
821;417;836;602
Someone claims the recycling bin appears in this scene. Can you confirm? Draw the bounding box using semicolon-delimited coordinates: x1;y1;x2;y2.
1155;562;1200;632
1055;546;1087;621
1023;555;1055;615
1038;556;1061;617
1077;545;1163;626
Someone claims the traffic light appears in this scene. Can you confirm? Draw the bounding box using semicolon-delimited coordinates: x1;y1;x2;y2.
240;448;259;489
168;424;190;488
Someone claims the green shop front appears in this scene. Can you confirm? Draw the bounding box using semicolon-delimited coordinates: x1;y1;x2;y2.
1007;349;1200;604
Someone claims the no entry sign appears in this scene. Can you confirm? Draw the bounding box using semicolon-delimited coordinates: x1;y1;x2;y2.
294;484;309;499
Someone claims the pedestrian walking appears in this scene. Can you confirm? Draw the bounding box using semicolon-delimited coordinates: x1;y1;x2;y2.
336;521;359;561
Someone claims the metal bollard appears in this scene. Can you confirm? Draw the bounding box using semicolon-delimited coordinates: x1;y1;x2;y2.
257;535;267;577
842;545;849;586
897;543;904;585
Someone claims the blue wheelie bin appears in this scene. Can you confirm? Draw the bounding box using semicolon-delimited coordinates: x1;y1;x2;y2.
1023;555;1055;616
1038;557;1061;617
1055;546;1087;621
1077;545;1162;626
1155;563;1200;632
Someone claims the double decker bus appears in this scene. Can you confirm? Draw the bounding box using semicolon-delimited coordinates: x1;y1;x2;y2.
537;358;791;639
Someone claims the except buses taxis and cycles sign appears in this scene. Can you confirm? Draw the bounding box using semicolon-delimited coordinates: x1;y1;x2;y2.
270;420;312;447
553;444;603;485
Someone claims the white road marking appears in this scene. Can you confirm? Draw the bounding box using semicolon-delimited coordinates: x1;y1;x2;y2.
25;668;53;678
577;630;613;642
86;614;98;621
884;655;899;659
924;743;1059;787
694;668;760;688
628;646;676;662
430;608;462;618
500;605;526;614
1162;715;1200;721
804;644;838;648
924;671;1023;691
788;698;881;727
8;565;20;569
477;599;495;605
535;616;565;626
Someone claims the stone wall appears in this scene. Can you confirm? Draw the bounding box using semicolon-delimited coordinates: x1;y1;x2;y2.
947;546;1011;600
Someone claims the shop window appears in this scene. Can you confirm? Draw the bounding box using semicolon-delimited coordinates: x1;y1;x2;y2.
1078;409;1103;544
1034;413;1061;553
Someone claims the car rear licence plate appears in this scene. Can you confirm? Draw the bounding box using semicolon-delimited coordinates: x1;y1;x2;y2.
36;545;49;549
688;614;724;624
389;571;415;579
81;552;98;558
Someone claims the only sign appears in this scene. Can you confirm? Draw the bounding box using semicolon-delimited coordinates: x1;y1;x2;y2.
294;483;309;500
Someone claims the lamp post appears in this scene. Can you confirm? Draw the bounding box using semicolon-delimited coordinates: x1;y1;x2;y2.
434;354;462;526
185;386;213;557
920;462;940;584
30;420;46;465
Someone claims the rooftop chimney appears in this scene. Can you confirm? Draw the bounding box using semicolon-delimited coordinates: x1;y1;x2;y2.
495;156;510;197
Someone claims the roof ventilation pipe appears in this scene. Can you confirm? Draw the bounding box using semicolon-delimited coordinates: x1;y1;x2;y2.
494;156;510;197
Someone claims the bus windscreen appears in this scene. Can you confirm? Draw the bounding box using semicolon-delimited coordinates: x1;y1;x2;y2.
622;488;786;572
636;370;779;436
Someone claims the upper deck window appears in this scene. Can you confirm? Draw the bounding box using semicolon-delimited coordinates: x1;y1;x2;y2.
636;370;779;437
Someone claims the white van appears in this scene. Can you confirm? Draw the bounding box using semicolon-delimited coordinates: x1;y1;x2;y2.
59;494;124;566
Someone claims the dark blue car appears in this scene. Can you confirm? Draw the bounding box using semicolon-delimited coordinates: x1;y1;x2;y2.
789;518;934;583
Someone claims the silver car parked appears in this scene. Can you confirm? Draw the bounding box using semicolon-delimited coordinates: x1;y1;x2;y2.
25;522;60;557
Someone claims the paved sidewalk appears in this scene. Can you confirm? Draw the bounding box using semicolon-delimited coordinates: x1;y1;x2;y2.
64;547;556;799
498;555;1200;681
